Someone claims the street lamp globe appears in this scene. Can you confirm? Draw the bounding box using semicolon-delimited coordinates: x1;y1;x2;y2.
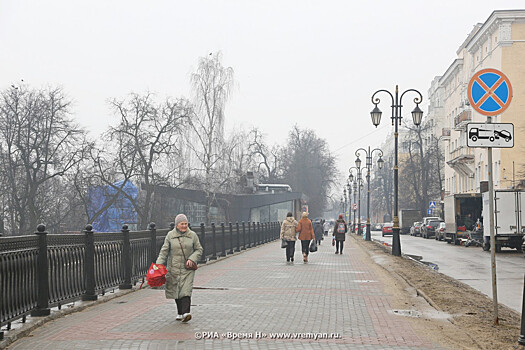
370;105;382;127
412;105;424;126
355;156;362;169
349;173;354;182
377;156;384;170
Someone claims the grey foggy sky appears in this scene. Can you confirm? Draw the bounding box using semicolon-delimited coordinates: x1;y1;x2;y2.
1;0;524;181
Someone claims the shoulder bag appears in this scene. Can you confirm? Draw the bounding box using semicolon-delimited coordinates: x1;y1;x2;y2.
177;237;198;270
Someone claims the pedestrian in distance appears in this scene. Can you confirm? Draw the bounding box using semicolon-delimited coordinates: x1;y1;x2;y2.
296;212;315;263
156;214;203;323
323;219;330;236
314;220;323;246
333;214;347;254
280;212;298;263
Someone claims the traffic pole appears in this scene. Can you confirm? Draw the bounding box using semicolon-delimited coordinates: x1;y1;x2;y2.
518;274;525;345
487;116;499;325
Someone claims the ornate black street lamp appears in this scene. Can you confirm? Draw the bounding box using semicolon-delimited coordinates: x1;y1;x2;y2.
370;85;423;256
352;180;357;232
343;188;347;223
355;147;384;241
349;165;366;237
346;180;352;227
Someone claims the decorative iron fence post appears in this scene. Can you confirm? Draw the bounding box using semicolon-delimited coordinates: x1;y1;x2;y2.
149;222;156;263
252;222;256;246
199;223;207;264
220;223;226;257
210;223;217;260
31;224;50;316
119;224;132;289
247;221;251;248
82;224;97;301
242;222;246;250
229;222;234;254
253;222;261;247
235;222;240;252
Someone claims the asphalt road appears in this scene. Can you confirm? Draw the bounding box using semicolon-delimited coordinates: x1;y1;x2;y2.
370;229;525;313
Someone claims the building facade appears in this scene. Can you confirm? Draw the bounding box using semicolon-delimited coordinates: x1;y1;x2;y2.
428;10;525;199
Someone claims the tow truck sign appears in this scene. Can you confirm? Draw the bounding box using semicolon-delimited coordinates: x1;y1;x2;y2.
466;123;514;148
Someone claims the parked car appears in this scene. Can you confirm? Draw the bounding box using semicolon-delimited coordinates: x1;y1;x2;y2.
421;216;442;227
410;222;422;236
422;220;443;239
382;222;394;237
435;222;446;241
373;223;383;231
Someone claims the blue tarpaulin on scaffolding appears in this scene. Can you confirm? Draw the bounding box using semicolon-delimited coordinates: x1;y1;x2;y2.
87;180;138;232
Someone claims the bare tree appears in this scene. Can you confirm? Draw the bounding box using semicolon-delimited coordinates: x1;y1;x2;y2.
188;52;234;224
248;128;283;183
213;127;257;194
0;85;89;235
398;123;442;215
106;93;190;229
69;144;136;229
370;158;393;222
281;126;337;217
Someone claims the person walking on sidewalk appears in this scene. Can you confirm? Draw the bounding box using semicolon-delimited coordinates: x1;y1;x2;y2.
280;212;298;263
333;214;347;254
156;214;203;323
296;212;314;263
314;219;323;246
323;219;330;236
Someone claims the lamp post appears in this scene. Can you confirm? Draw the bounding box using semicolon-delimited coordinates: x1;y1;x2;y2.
352;180;357;232
349;165;366;237
355;147;384;241
346;180;352;227
370;85;423;256
343;188;347;223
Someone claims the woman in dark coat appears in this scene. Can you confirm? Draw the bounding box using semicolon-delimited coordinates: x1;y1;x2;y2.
333;214;347;254
313;220;324;246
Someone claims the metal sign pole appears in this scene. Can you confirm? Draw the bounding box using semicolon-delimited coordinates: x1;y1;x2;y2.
487;116;499;325
467;69;511;326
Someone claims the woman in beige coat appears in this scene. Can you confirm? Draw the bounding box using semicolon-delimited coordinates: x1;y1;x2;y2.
156;214;203;323
280;212;298;263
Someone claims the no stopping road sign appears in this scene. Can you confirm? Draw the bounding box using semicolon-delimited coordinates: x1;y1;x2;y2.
468;68;512;117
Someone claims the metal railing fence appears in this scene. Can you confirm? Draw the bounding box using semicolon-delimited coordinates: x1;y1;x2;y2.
0;221;279;339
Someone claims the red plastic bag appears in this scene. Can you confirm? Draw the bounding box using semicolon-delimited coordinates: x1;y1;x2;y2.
146;263;168;287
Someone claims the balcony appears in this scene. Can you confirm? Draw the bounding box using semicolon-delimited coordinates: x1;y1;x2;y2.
454;110;471;131
447;145;474;177
442;128;451;140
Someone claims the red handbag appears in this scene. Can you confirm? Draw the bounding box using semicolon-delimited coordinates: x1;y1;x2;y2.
146;263;168;287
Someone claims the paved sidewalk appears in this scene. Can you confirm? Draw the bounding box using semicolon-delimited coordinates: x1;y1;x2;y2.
7;236;452;349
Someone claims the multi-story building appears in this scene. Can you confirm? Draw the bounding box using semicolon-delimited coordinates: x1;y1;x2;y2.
428;10;525;198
